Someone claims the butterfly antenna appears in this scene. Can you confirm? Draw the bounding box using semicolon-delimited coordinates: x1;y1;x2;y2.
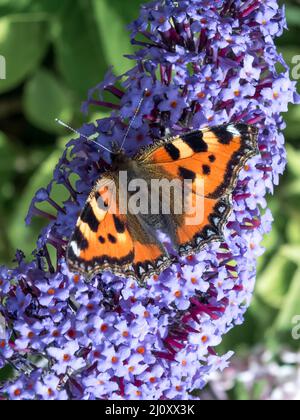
55;118;114;154
120;89;148;150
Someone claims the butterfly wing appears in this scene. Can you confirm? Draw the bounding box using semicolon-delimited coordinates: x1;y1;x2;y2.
135;123;258;256
124;217;173;283
67;175;171;284
68;124;258;282
67;175;135;279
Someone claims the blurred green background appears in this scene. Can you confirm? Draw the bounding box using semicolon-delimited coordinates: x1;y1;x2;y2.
0;0;299;399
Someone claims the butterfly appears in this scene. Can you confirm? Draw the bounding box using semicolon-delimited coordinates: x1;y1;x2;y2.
66;123;258;285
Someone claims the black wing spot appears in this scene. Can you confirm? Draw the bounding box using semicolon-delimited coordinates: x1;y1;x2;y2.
182;131;208;152
98;236;106;244
108;234;117;244
202;165;211;175
73;227;89;251
209;154;216;163
113;215;126;234
211;126;234;145
81;203;100;233
178;166;196;181
165;143;180;160
67;246;77;262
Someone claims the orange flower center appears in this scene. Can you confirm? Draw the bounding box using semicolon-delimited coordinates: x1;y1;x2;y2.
174;290;182;298
63;354;71;362
73;275;80;284
47;288;56;296
14;389;22;397
101;324;108;332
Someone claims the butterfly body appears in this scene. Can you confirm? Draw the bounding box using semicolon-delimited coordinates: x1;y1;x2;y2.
67;124;258;284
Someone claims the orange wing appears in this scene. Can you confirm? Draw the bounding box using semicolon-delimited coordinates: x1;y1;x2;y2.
126;228;172;283
67;124;258;282
67;176;135;279
67;175;171;284
137;124;258;198
136;124;258;255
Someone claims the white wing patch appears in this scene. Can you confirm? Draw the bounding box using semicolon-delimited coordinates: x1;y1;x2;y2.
227;125;241;137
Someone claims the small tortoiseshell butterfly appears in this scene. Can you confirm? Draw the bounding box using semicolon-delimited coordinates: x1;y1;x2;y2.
67;124;258;284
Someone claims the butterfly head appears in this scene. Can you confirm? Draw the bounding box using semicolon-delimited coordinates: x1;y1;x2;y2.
110;144;131;169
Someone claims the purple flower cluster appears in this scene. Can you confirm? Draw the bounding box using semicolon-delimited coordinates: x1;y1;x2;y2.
0;0;297;400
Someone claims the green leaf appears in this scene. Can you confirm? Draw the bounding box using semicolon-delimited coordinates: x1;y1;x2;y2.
0;13;49;94
257;227;280;273
25;0;66;15
234;381;250;401
23;68;74;134
280;245;300;266
286;218;300;244
92;0;142;76
284;104;300;142
275;267;300;332
285;179;300;197
0;0;32;15
256;254;296;309
53;0;108;98
0;131;14;181
286;145;300;179
8;139;70;258
0;365;14;383
286;5;300;27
